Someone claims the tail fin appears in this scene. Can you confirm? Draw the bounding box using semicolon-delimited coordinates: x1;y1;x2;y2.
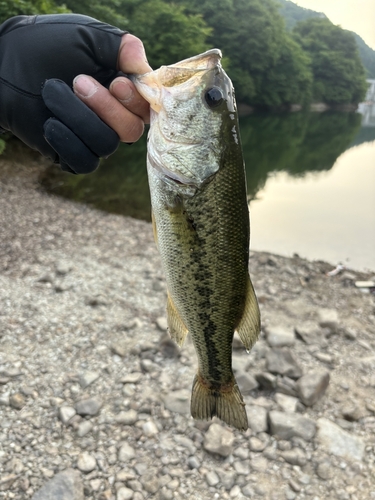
191;374;248;431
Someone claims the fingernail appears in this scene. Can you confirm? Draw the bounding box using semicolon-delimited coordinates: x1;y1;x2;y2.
73;75;98;98
111;80;133;103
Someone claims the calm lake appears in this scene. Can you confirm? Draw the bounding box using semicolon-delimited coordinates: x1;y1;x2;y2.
41;107;375;272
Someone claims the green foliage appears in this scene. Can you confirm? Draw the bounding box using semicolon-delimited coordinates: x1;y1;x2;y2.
293;18;368;104
120;0;211;68
55;0;127;29
351;32;375;79
0;0;69;24
275;0;326;30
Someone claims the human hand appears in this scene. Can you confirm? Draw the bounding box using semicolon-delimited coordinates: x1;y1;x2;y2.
0;14;151;174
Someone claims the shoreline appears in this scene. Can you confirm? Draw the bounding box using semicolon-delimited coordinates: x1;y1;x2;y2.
1;153;375;500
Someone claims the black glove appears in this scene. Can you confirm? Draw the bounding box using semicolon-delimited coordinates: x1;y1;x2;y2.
0;14;126;173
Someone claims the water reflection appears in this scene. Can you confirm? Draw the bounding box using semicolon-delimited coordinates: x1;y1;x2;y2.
40;111;367;223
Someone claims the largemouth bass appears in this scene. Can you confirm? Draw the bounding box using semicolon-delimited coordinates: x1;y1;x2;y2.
133;49;260;430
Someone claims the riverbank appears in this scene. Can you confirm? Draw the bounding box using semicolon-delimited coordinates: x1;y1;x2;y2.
0;152;375;500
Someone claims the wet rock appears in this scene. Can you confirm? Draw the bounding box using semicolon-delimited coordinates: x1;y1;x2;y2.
316;418;365;461
9;392;25;410
115;410;138;425
269;411;316;441
274;393;298;413
118;443;135;461
204;423;234;457
255;372;277;390
74;397;102;416
79;371;99;389
31;469;83;500
58;406;76;425
236;371;258;394
162;390;190;415
246;405;268;433
266;349;303;379
296;369;330;406
265;325;295;347
77;452;96;473
280;448;307;466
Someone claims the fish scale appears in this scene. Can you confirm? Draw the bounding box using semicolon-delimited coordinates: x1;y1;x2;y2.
133;49;260;430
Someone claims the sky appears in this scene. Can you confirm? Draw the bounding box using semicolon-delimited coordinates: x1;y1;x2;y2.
294;0;375;49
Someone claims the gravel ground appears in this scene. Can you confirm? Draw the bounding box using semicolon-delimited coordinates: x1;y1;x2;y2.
0;147;375;500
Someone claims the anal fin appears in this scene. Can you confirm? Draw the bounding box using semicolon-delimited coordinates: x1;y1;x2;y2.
191;374;248;431
235;274;261;351
167;293;188;347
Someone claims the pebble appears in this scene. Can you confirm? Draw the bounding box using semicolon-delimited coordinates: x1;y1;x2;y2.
9;392;25;410
269;411;316;441
265;325;295;347
187;456;200;469
115;410;138;425
274;393;298;413
77;452;96;473
280;448;307;466
162;390;190;415
79;371;99;389
317;308;339;333
249;436;267;452
246;405;268;433
74;397;102;416
296;369;330;406
31;469;83;500
118;443;136;461
316;418;365;461
205;470;219;486
203;423;234;457
59;406;76;425
236;371;258;394
255;372;277;390
76;420;93;437
142;420;159;437
266;348;303;379
117;487;134;500
156;316;168;331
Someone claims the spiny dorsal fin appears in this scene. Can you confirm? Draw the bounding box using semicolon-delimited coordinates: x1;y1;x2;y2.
235;274;261;351
166;293;189;347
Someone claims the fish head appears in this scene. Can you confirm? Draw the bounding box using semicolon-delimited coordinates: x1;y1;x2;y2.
132;49;239;189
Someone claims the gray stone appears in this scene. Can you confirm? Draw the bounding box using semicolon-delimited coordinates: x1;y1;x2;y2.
294;322;323;345
296;369;330;406
162;390;190;415
31;469;83;500
246;405;268;433
249;437;266;452
79;371;99;389
274;393;298;413
206;471;219;486
117;487;134;500
141;473;159;494
174;435;196;455
218;470;237;490
236;371;258;394
265;325;295;347
156;317;168;331
142;420;158;437
255;372;277;390
316;418;365;461
76;420;93;437
120;373;142;384
115;410;138;425
74;397;102;416
233;460;250;475
280;448;307;466
58;406;76;425
341;403;364;422
118;443;135;461
316;461;333;480
317;308;339;333
77;452;96;473
9;393;25;410
204;423;234;457
269;411;316;441
266;349;303;379
187;456;200;469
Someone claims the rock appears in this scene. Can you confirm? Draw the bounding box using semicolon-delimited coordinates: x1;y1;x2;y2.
77;420;93;437
55;260;72;275
159;335;180;358
174;435;196;455
140;473;159;494
280;448;307;466
9;393;25;410
269;411;316;441
205;471;219;486
142;420;158;437
58;406;76;425
156;317;168;331
316;418;365;461
266;349;303;379
115;410;138;425
31;469;83;500
274;393;298;413
79;371;99;389
74;397;102;416
117;487;134;500
233;460;250;475
265;325;295;347
236;371;258;394
187;456;200;469
0;393;10;406
249;437;267;452
218;471;237;491
276;376;298;397
77;452;96;473
203;423;234;457
317;308;339;333
316;461;333;480
255;372;277;390
162;390;190;415
120;373;142;384
246;405;268;433
294;322;323;345
118;443;135;461
341;403;364;422
296;370;330;406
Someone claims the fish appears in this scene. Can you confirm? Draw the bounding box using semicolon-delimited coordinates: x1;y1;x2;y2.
132;49;260;430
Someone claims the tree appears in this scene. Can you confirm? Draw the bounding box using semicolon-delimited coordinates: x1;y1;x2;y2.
293;18;368;104
0;0;68;24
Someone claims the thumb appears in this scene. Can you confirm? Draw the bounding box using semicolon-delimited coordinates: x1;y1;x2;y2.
118;34;152;75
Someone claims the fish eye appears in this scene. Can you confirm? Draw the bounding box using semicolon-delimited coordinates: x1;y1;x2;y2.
204;87;224;108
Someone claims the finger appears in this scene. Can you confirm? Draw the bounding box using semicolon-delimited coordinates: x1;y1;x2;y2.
73;74;145;143
118;34;152;75
109;77;150;124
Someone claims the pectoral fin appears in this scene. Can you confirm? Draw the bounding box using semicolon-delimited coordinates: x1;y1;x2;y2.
235;275;261;351
167;293;188;347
